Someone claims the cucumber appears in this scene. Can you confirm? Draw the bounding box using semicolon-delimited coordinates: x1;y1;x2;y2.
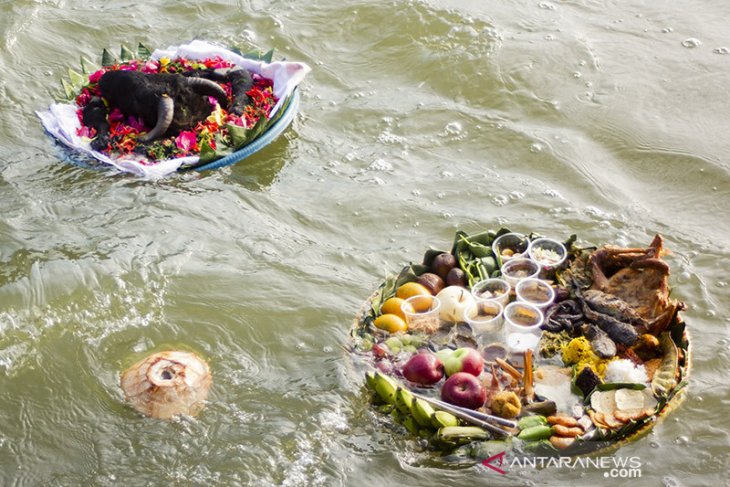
517;425;553;441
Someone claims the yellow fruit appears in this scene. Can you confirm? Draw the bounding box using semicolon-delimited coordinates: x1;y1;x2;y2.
396;282;432;300
381;297;410;320
407;295;435;313
374;314;408;333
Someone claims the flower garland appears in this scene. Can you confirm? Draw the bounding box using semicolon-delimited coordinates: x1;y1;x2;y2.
71;53;278;165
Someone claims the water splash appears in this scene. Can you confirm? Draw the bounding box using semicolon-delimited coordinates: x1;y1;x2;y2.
681;38;702;48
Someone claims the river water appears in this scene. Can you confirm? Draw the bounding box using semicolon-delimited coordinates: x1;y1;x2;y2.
1;0;729;485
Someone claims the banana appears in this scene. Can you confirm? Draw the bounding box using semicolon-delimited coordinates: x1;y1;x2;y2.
390;407;404;424
395;388;415;415
431;410;460;429
402;415;419;435
411;398;436;428
378;404;394;414
365;371;378;392
434;426;490;445
373;372;398;405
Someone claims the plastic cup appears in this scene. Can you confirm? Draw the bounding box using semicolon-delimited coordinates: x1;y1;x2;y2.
401;295;441;333
515;278;556;310
463;300;503;335
500;258;540;287
492;232;530;263
503;302;544;353
470;278;511;307
528;238;567;275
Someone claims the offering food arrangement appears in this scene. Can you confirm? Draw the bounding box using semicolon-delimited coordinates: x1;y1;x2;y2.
350;229;690;458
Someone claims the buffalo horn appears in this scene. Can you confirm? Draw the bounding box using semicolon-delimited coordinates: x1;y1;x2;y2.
138;95;174;142
186;77;228;108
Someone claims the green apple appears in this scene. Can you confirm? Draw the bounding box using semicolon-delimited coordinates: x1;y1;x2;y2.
442;347;484;377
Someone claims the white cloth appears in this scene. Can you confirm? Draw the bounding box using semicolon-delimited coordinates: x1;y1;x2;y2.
37;40;310;178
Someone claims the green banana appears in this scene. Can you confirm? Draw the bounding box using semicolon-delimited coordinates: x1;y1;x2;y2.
431;410;460;429
395;388;414;415
434;426;490;445
390;407;404;423
373;372;398;405
365;371;378;392
378;404;394;414
411;398;436;428
402;415;419;435
517;415;548;431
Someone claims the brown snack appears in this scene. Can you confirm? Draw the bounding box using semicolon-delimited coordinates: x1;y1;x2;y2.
547;415;579;428
552;424;584;437
550;436;576;450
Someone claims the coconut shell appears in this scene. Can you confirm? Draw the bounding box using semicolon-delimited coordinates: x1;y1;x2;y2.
120;351;212;419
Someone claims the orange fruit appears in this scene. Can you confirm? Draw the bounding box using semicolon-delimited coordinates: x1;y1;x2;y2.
380;297;410;320
373;314;408;333
396;282;432;300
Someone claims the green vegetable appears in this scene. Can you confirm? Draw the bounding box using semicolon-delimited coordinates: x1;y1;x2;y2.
517;415;548;430
517;425;552;441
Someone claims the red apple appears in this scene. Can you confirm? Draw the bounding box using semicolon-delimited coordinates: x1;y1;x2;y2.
371;343;389;359
443;347;484;377
441;372;487;409
402;352;444;385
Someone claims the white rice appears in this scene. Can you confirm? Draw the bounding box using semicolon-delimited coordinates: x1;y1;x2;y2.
604;359;649;385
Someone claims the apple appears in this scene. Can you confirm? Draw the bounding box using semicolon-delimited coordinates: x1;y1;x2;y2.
436;286;476;322
371;343;390;359
434;348;454;364
402;352;444;385
443;347;484;377
441;372;487;409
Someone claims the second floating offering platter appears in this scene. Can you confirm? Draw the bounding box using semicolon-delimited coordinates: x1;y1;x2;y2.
351;229;689;460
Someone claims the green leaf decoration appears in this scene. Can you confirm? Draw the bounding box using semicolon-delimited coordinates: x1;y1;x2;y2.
244;115;269;144
243;49;263;60
80;56;99;74
137;43;152;59
261;48;274;64
61;79;75;100
120;45;134;62
198;141;218;164
227;123;248;149
67;69;85;91
101;48;117;67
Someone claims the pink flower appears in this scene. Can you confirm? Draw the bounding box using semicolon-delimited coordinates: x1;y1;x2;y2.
141;60;159;73
119;61;138;71
109;108;125;123
76;125;96;138
89;69;106;83
126;116;147;132
76;88;92;107
175;131;198;152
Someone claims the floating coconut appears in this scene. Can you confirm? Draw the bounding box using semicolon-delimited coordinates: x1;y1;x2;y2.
120;350;212;419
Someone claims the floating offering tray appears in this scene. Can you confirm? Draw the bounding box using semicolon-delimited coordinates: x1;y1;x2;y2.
37;40;309;177
350;229;689;460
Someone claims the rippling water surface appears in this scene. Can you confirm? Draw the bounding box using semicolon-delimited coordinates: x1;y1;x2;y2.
1;0;729;485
